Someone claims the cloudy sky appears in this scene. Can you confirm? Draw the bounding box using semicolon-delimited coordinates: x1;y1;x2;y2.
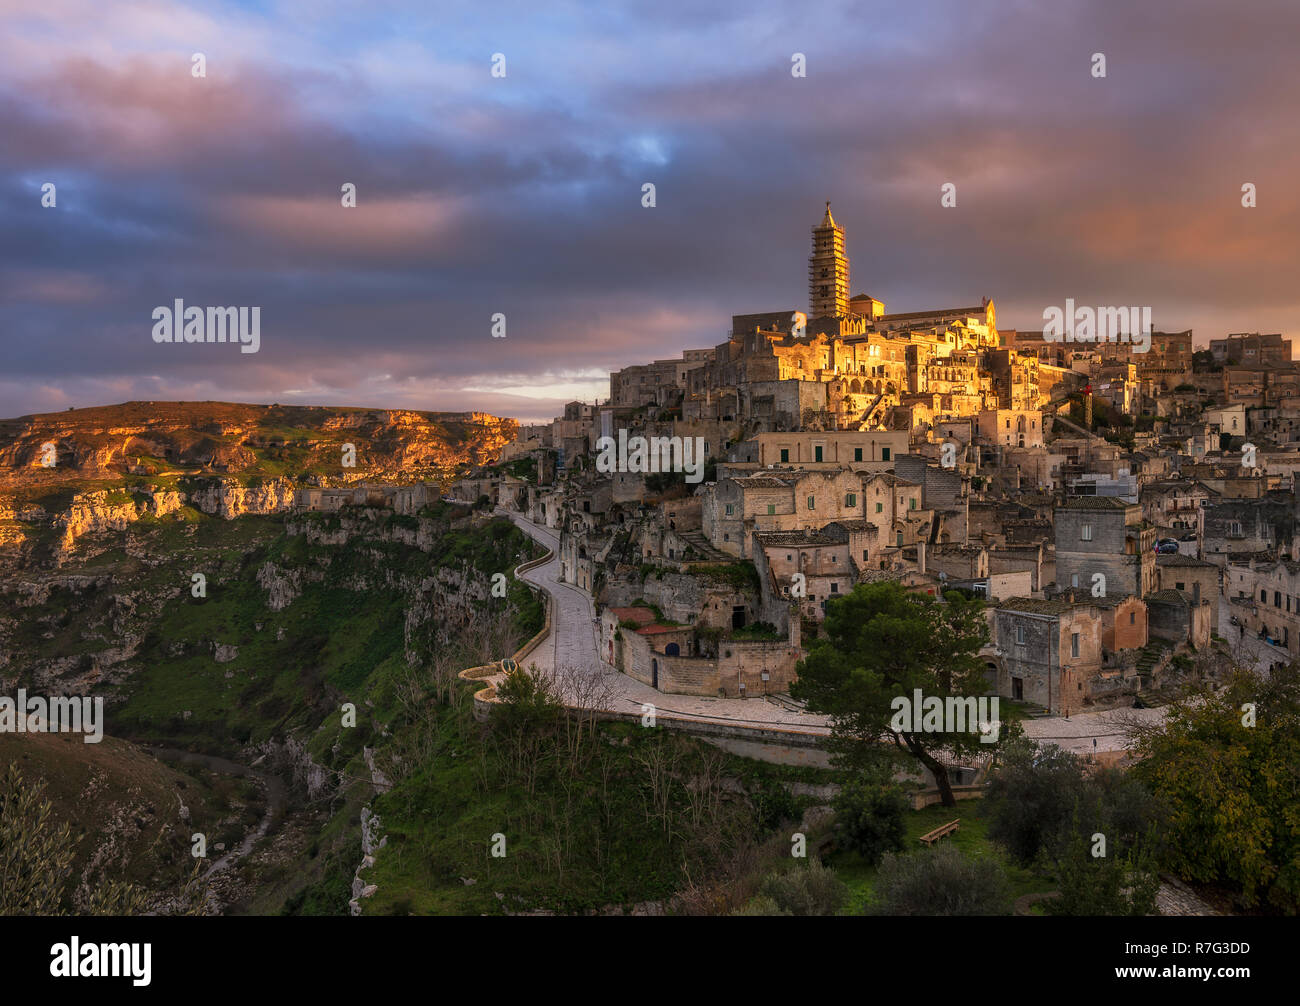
2;0;1298;423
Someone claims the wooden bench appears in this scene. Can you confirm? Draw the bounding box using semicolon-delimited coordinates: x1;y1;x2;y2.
919;819;961;846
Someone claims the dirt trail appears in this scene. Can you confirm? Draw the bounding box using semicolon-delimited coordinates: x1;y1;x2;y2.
145;746;287;876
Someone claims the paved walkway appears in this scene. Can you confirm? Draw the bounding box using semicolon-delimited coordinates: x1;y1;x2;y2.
1217;594;1290;675
1020;706;1164;757
497;509;1173;753
499;509;831;736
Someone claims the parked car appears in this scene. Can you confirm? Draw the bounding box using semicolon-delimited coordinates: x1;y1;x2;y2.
1155;538;1180;554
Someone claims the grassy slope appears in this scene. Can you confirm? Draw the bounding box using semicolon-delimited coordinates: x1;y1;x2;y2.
0;731;235;899
828;799;1057;913
5;503;544;913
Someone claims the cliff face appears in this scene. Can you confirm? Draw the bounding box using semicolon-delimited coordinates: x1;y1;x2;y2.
188;478;296;519
0;400;517;492
0;400;517;564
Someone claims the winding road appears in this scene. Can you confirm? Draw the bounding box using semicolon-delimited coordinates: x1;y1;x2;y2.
497;509;1196;755
499;508;832;737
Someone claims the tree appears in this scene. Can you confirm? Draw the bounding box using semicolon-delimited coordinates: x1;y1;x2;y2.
491;664;564;797
790;581;995;806
870;845;1012;916
733;859;848;916
0;762;152;915
984;739;1165;915
1046;834;1159;917
1129;665;1300;913
984;739;1087;866
831;780;908;864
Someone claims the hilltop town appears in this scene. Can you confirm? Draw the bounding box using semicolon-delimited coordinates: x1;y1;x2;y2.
426;203;1300;714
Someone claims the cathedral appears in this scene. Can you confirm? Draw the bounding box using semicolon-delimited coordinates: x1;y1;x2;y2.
610;203;1035;434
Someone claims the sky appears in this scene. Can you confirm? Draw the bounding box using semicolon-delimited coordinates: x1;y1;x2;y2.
2;0;1298;424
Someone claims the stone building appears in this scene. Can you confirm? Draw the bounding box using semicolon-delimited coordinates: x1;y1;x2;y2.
1155;554;1219;603
1145;590;1213;649
704;468;866;557
809;201;849;319
1202;496;1298;561
1054;497;1156;599
598;605;803;697
990;598;1104;715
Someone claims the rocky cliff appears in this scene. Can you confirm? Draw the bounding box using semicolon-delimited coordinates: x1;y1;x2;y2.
0;400;518;564
0;400;517;493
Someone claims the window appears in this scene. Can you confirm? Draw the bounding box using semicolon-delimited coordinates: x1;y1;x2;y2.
875;502;883;513
1175;582;1184;591
846;493;856;507
1071;633;1080;658
724;503;734;516
854;448;863;461
1081;523;1093;541
1261;589;1268;603
814;446;824;462
1071;574;1080;587
881;448;891;461
1016;625;1025;645
780;449;789;463
1130;611;1136;625
862;549;869;560
807;495;815;510
830;582;839;593
910;498;917;510
767;504;775;515
1275;592;1282;608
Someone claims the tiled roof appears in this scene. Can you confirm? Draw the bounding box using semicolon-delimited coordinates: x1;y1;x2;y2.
1156;554;1216;567
1146;589;1195;604
610;607;656;624
996;597;1084;615
1059;497;1133;510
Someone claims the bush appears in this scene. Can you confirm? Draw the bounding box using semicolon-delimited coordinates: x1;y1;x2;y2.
743;860;847;916
984;739;1085;866
870;845;1012;916
1045;835;1160;916
832;782;908;865
731;894;790;916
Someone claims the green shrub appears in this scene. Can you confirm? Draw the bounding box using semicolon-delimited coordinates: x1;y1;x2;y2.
870;845;1012;916
832;782;908;865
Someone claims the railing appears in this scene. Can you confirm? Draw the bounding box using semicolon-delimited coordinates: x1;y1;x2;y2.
457;539;556;718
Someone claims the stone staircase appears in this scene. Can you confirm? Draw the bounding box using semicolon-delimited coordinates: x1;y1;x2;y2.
1136;637;1174;675
765;692;805;713
677;529;730;562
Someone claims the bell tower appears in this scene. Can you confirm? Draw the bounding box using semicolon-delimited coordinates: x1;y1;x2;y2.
809;201;849;320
